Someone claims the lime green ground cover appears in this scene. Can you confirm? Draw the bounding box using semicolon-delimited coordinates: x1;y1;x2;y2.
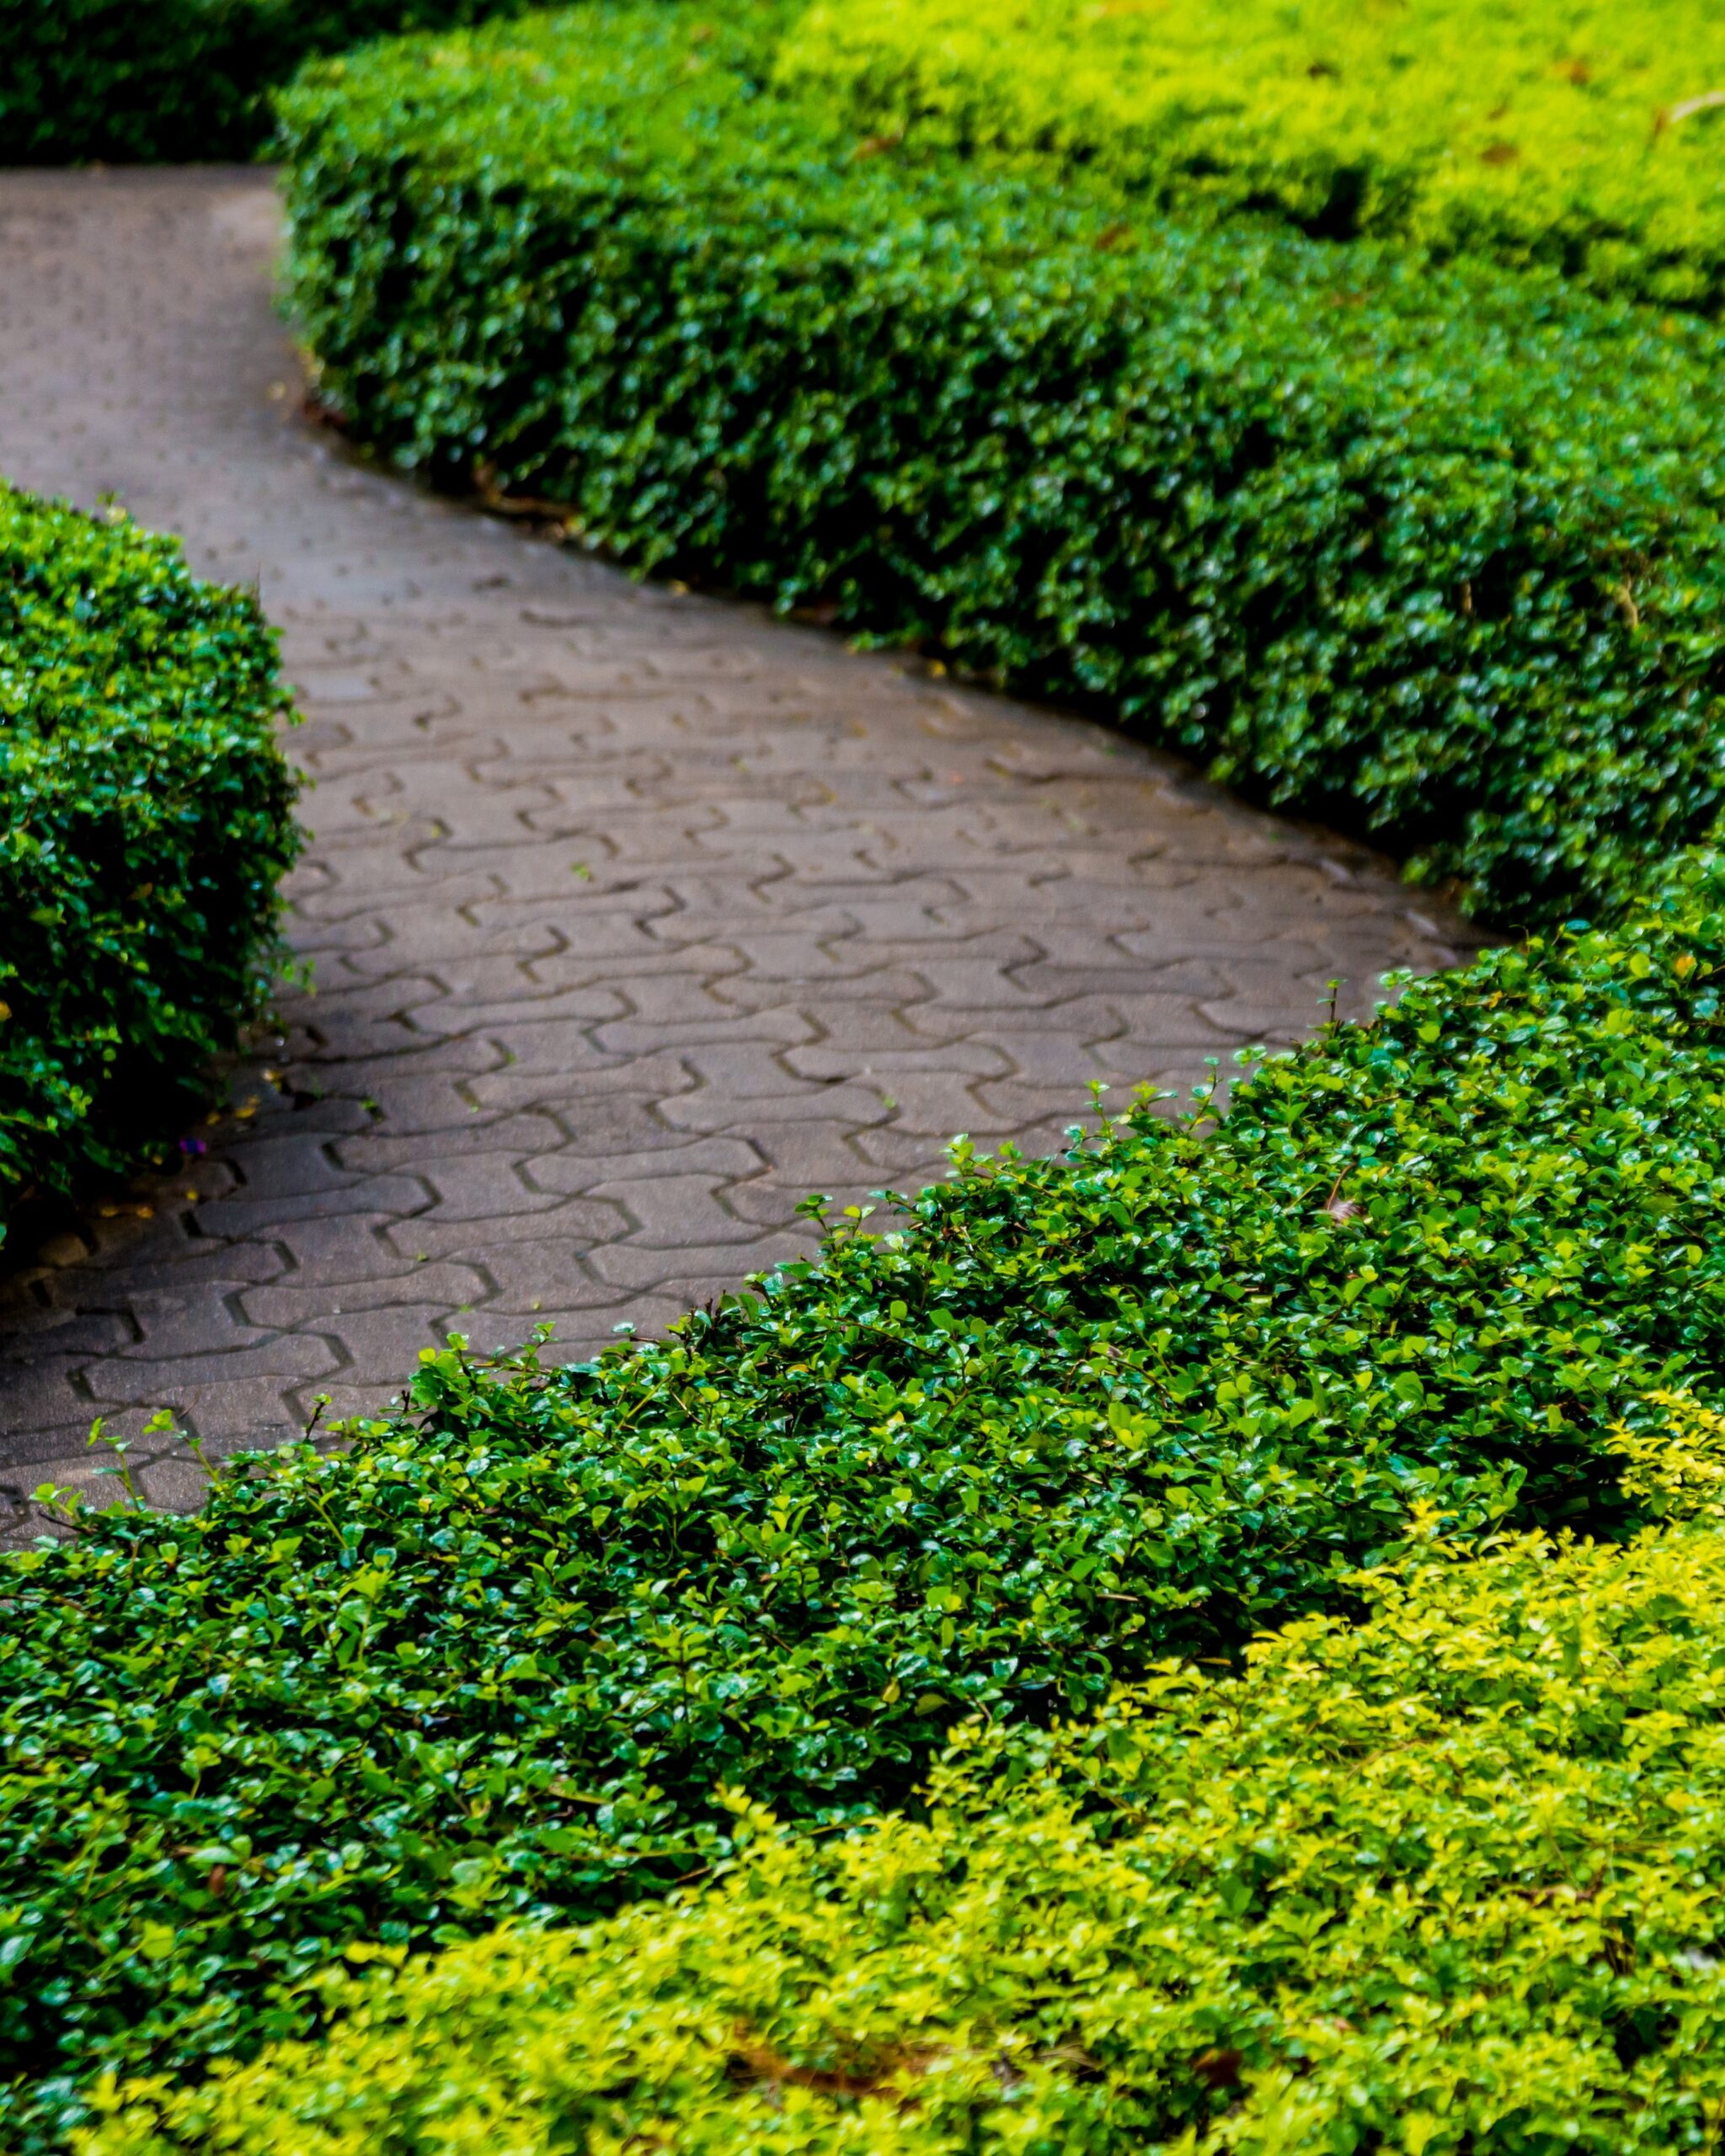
782;0;1725;309
81;1399;1725;2155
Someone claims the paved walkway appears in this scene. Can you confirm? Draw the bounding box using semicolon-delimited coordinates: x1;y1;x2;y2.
0;169;1477;1514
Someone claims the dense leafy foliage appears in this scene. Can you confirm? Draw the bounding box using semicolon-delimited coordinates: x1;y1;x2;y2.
20;8;1725;2145
0;486;299;1252
8;849;1725;2143
280;1;1725;925
0;0;529;163
782;0;1725;312
79;1401;1725;2154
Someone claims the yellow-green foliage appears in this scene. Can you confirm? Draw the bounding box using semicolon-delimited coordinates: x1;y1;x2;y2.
780;0;1725;306
83;1403;1725;2156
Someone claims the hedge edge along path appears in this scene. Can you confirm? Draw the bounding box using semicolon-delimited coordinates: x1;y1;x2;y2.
280;0;1725;928
5;839;1725;2147
0;483;300;1252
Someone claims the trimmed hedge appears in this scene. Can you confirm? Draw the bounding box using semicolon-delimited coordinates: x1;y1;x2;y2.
280;2;1725;926
782;0;1725;312
78;1403;1725;2155
0;488;299;1252
8;849;1725;2144
0;0;529;163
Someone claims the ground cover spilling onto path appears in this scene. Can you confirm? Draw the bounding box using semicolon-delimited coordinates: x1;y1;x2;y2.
4;844;1722;2151
0;171;1465;1515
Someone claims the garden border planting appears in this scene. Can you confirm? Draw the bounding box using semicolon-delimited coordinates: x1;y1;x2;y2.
280;1;1725;927
13;6;1725;2143
5;843;1725;2146
0;486;300;1256
83;1396;1725;2153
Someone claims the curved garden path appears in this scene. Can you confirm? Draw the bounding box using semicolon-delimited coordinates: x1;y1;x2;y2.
0;168;1478;1515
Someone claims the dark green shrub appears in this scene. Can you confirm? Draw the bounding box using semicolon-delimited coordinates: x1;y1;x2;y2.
80;1413;1725;2153
7;846;1725;2146
0;486;300;1250
0;0;530;163
278;2;1725;926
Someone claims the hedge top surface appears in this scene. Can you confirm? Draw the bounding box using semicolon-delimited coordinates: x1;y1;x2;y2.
782;0;1725;309
8;847;1725;2143
280;1;782;171
0;487;275;742
78;1403;1725;2154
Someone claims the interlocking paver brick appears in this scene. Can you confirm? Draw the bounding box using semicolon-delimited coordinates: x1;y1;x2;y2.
592;1169;782;1247
528;1137;766;1192
383;1196;624;1265
0;168;1481;1512
84;1334;343;1401
190;1174;436;1238
584;1237;812;1293
242;1261;490;1331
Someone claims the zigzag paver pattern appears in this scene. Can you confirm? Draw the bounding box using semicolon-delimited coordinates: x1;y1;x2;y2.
0;169;1478;1515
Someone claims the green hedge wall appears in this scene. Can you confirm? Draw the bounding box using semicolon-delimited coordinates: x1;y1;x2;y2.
0;0;529;163
82;1420;1725;2153
781;0;1725;313
0;487;300;1251
280;3;1725;928
5;846;1725;2147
